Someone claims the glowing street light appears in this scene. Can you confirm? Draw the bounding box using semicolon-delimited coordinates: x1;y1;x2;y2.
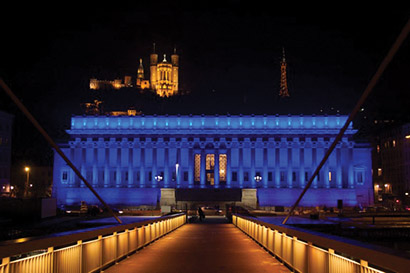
254;175;262;182
24;166;30;198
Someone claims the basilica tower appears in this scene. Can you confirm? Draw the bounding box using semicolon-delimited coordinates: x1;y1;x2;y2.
150;43;158;91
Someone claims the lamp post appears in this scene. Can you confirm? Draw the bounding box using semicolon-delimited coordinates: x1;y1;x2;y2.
254;175;262;188
24;166;30;198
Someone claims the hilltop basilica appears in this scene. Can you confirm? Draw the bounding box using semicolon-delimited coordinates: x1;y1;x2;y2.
89;44;179;98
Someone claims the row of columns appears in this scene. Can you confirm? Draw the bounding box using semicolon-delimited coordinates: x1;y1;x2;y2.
68;138;355;189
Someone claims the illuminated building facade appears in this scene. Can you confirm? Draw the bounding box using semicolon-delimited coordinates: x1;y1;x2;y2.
89;45;179;97
372;122;410;205
53;115;373;208
150;47;179;97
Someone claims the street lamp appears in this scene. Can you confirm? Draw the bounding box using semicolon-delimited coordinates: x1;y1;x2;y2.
155;175;163;182
24;166;30;198
254;175;262;183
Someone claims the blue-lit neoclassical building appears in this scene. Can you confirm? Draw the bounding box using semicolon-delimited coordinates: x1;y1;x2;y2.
53;115;373;209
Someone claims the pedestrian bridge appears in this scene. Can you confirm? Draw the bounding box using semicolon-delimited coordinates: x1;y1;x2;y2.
0;214;409;273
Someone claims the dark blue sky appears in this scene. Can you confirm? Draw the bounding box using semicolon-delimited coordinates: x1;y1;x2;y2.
1;2;409;126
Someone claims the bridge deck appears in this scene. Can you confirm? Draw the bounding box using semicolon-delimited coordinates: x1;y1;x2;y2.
104;216;290;273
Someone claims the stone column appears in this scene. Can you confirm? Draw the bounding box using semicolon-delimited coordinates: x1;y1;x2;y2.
92;165;98;187
263;147;268;189
336;147;342;189
348;145;354;188
239;146;244;188
140;147;145;188
176;146;181;188
227;147;232;188
164;146;169;188
200;149;206;188
312;146;318;188
287;147;292;188
324;148;330;189
275;146;280;188
299;147;305;188
188;148;194;188
250;146;256;188
152;146;157;188
214;150;220;188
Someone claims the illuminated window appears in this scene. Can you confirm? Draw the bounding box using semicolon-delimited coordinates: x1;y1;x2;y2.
219;154;227;181
328;171;332;182
378;168;382;176
206;154;215;170
194;154;201;181
376;145;380;153
392;140;396;147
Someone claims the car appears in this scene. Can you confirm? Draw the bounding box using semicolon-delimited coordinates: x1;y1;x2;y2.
201;206;223;215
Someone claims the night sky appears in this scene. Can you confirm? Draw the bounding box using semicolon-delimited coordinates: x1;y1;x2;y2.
0;2;409;165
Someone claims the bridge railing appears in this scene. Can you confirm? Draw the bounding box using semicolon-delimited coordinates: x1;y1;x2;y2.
232;214;410;273
0;213;186;273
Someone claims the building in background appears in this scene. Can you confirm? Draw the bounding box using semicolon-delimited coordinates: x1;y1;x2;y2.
53;114;373;209
372;122;410;207
89;44;179;97
0;111;13;196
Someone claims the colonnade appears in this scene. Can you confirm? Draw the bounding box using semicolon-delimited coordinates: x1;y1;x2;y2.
63;136;355;189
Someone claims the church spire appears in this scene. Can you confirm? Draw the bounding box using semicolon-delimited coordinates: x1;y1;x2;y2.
279;47;290;98
137;58;144;79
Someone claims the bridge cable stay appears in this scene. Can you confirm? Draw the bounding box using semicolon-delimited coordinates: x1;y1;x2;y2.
283;18;410;225
0;79;123;224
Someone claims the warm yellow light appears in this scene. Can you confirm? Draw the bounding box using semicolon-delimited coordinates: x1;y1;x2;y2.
406;135;410;139
384;184;389;187
24;167;30;172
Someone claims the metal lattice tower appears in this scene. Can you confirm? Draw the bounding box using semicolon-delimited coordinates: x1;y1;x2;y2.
279;47;290;98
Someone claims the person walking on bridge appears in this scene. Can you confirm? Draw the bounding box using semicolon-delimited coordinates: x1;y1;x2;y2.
197;207;205;222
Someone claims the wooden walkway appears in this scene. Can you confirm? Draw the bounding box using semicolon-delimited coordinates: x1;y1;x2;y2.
104;216;290;273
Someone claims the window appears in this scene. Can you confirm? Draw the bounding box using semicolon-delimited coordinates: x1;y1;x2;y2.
268;172;273;182
206;154;215;170
148;171;152;181
292;172;296;182
232;171;237;182
355;168;365;184
378;168;382;176
244;172;249;181
184;171;188;181
357;172;363;184
219;154;227;181
280;171;285;182
376;145;380;153
62;171;68;182
392;140;396;147
328;171;332;182
305;172;309;182
194;154;201;181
